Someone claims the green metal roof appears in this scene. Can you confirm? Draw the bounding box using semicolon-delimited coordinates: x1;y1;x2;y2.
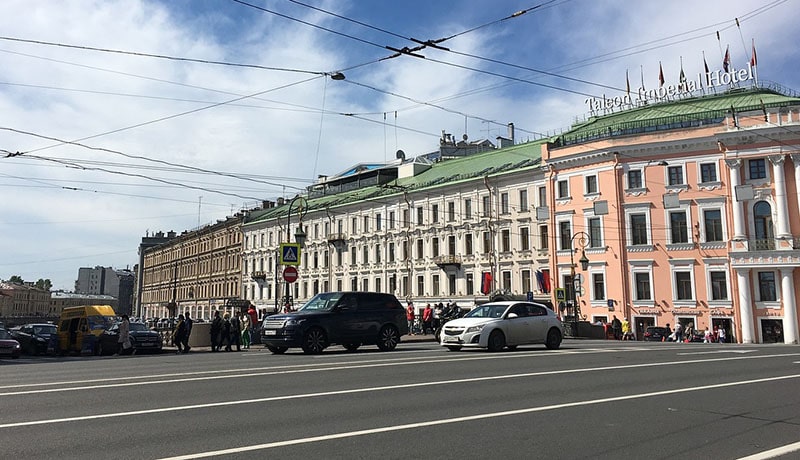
558;85;800;146
243;141;545;227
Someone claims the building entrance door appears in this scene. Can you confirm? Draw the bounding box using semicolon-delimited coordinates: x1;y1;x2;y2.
712;318;733;343
634;316;655;341
761;319;784;343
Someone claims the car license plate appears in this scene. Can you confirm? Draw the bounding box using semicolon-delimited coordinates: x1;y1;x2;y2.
264;330;277;335
442;336;459;343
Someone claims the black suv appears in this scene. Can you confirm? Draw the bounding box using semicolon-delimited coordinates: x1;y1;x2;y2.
261;291;408;354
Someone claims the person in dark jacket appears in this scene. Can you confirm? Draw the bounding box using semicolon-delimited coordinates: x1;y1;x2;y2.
182;312;192;353
222;313;232;352
230;313;242;352
210;311;222;352
173;314;186;354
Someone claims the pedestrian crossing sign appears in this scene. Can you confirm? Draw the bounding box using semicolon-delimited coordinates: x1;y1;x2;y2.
280;243;301;265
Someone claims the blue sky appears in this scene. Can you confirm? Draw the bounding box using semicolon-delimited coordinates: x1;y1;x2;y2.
1;0;798;291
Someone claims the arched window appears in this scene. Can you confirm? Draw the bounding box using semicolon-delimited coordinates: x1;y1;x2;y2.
753;201;774;250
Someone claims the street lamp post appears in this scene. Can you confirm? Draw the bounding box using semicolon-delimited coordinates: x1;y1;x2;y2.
283;195;308;311
569;231;590;335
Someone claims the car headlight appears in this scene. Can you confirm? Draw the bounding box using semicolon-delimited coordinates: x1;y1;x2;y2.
285;318;306;327
13;343;20;349
466;325;485;333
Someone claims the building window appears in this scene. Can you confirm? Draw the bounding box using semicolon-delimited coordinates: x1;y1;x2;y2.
540;225;549;250
520;227;530;251
557;179;569;199
389;275;396;294
749;159;767;180
710;271;728;300
462;233;472;255
389;211;395;229
466;273;474;294
482;195;491;217
363;215;370;233
447;202;455;222
585;175;598;194
627;170;643;189
634;272;651;300
669;211;689;244
703;209;723;242
431;204;439;224
448;274;456;295
351;278;358;291
376;213;382;231
402;240;408;260
350;247;356;265
362;278;369;291
416;206;424;225
758;271;777;301
700;163;718;183
448;235;456;255
667;166;684;185
630;214;648;245
352;217;358;234
522;270;531;293
559;221;572;250
416;239;424;259
465;199;472;219
402;209;409;228
500;192;509;214
375;244;381;264
519;190;528;212
362;246;369;264
501;229;510;252
482;231;492;253
388;242;395;262
417;275;424;296
375;277;381;293
432;237;440;257
675;271;693;300
402;275;409;297
588;217;602;247
538;186;547;207
502;271;511;290
592;273;605;301
432;275;440;296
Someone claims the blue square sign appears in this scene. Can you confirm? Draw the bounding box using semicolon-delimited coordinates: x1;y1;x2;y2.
280;243;301;265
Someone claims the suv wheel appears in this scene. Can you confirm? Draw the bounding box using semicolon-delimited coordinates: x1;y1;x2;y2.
376;325;400;351
266;345;288;354
545;328;562;350
301;328;327;354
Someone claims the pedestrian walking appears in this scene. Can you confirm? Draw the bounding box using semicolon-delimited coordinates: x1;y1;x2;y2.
703;327;712;343
718;325;727;344
621;317;633;340
173;314;186;353
182;312;192;353
241;311;251;349
117;314;132;355
230;313;242;352
210;311;222;352
422;304;433;335
406;302;415;335
247;304;259;341
611;316;622;340
222;313;232;351
674;322;684;343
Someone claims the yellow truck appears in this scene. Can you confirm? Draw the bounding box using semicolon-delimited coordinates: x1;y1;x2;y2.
50;305;117;356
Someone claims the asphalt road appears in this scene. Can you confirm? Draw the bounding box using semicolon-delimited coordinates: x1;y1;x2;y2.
1;340;799;460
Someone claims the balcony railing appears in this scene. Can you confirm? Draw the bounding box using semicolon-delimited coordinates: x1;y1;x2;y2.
251;271;266;280
327;233;348;244
434;254;462;268
730;237;800;252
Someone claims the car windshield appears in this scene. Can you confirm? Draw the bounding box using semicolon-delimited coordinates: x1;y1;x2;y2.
464;305;508;319
0;329;12;339
129;323;149;332
299;292;344;312
34;325;57;336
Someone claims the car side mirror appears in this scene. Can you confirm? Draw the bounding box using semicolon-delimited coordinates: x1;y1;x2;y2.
507;313;518;319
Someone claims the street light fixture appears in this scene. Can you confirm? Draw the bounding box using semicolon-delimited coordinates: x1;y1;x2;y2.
282;195;308;311
569;231;590;335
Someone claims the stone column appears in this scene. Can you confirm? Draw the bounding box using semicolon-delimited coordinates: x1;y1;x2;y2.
793;155;800;227
736;267;755;343
780;268;799;344
770;155;792;238
726;159;747;240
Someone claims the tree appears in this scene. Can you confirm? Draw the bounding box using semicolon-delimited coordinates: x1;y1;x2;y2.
35;279;52;291
8;275;23;284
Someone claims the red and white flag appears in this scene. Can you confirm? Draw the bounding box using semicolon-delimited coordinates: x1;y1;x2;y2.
750;39;758;67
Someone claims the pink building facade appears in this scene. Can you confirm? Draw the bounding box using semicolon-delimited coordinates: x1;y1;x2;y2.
543;87;800;344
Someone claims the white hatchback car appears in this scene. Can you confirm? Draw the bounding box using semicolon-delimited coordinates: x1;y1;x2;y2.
440;301;563;352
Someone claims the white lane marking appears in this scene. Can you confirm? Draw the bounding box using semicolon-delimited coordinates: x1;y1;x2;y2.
2;353;799;428
677;350;756;356
156;373;800;460
737;440;800;459
0;346;688;391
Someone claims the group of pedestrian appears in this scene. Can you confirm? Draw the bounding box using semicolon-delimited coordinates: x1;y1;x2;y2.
210;310;255;352
172;313;193;353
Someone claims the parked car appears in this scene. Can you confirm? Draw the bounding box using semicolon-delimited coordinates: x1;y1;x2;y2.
261;291;408;354
10;323;57;355
0;328;21;359
643;326;669;342
440;301;563;352
97;322;163;355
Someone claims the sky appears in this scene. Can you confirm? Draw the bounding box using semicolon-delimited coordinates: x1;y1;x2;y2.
1;0;798;292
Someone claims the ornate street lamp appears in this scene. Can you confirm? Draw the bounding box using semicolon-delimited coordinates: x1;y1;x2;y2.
282;195;308;311
569;231;590;335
